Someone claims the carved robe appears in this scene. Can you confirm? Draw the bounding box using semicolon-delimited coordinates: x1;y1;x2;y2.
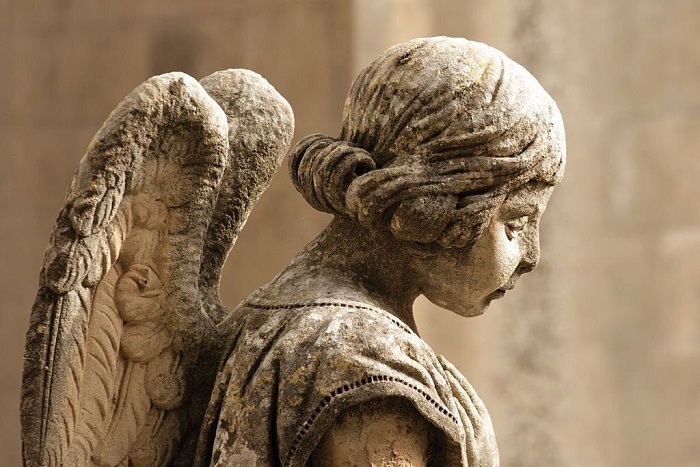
196;296;499;466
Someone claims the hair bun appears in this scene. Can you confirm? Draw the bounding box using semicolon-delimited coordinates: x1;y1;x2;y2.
289;134;376;216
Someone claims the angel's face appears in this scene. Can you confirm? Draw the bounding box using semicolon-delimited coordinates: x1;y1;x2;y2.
414;182;555;317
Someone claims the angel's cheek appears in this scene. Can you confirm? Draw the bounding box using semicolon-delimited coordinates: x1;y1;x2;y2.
115;264;164;322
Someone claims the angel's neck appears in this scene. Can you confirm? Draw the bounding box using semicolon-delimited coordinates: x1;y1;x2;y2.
261;217;421;332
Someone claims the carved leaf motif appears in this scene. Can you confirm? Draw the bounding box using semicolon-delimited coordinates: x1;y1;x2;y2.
92;362;151;467
22;69;294;467
66;267;123;464
127;408;182;466
145;348;186;411
68;171;126;237
45;235;91;294
46;290;86;464
114;263;164;323
121;321;173;364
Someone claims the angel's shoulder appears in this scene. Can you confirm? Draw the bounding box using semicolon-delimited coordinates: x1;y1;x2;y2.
223;297;425;364
208;298;462;466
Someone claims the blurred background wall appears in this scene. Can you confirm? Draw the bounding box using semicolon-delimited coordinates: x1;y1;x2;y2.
1;1;698;465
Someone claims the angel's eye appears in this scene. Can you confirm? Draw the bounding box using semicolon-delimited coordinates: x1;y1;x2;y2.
505;216;529;240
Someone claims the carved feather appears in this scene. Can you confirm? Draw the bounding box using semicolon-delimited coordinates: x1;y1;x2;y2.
22;69;294;466
128;408;182;466
22;72;229;466
92;362;151;466
67;267;123;463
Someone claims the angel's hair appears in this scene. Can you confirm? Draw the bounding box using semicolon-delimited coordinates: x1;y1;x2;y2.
290;36;566;248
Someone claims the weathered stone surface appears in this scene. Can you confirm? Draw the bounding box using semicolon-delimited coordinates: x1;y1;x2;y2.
7;3;700;467
21;70;293;466
22;37;563;466
200;37;561;466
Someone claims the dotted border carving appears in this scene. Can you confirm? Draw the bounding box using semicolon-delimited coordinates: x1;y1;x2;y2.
284;374;458;466
244;300;415;335
243;300;453;466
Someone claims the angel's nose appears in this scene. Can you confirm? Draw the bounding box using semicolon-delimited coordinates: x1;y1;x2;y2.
518;227;540;274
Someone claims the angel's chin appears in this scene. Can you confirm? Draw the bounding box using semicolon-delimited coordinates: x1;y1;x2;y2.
443;301;489;318
424;294;490;318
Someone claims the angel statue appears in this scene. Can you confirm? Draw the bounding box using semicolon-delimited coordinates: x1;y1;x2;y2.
21;36;565;467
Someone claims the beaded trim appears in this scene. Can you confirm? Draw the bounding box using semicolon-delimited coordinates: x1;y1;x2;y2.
243;299;452;466
243;299;415;335
284;374;458;466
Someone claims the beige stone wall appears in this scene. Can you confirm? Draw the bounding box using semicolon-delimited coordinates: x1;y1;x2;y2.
2;1;698;465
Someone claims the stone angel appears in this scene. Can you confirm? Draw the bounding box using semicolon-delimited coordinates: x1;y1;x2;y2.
21;37;565;467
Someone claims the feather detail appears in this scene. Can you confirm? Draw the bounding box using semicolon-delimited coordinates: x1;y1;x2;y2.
69;269;123;463
145;348;186;411
68;170;126;237
45;289;87;465
92;362;151;466
83;208;130;287
121;321;173;364
22;73;229;467
114;262;165;323
127;408;182;466
22;69;294;467
44;231;91;294
66;267;123;464
198;69;294;323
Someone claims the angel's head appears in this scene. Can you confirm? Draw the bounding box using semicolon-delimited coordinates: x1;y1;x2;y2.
290;37;565;315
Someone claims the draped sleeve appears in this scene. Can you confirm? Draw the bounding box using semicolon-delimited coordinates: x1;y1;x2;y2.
195;299;498;467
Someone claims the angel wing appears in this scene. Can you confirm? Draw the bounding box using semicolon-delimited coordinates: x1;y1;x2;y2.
21;69;294;467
